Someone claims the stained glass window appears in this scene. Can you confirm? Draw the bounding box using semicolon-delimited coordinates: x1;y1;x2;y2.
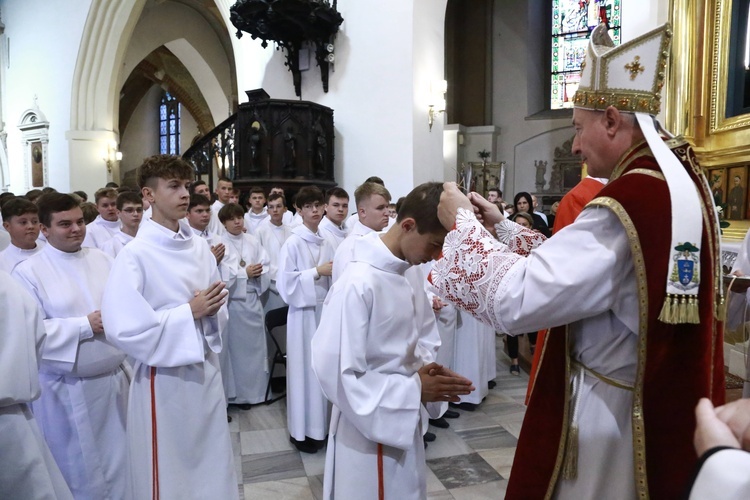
159;92;180;155
551;0;622;110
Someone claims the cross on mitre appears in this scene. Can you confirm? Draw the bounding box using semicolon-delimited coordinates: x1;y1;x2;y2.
625;56;645;80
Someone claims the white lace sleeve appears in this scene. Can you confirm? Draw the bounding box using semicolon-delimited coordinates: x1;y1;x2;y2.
430;208;524;331
494;220;547;255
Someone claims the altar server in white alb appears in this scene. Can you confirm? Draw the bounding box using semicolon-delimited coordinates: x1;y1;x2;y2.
101;191;143;258
312;183;475;499
208;177;233;236
0;270;73;500
82;187;121;249
12;193;129;499
256;192;293;312
0;197;45;273
277;185;335;454
101;155;238;500
332;181;391;282
318;187;349;251
220;202;272;406
244;186;270;234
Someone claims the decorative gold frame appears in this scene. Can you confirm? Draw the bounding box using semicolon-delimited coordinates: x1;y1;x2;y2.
667;0;750;236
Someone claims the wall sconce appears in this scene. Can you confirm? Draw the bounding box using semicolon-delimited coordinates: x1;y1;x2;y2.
102;141;122;173
428;79;447;132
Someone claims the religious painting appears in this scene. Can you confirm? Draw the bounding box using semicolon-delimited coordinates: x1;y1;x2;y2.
707;168;727;208
30;141;43;187
727;165;747;220
466;162;505;199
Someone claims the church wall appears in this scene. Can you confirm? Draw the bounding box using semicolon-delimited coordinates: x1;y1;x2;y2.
179;103;199;154
232;0;446;201
119;1;233;126
1;0;91;193
119;84;160;184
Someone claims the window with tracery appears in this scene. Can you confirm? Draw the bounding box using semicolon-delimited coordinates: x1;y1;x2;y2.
159;91;180;155
551;0;622;110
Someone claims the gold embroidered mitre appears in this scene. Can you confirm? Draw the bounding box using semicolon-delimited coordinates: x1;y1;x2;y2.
573;23;672;115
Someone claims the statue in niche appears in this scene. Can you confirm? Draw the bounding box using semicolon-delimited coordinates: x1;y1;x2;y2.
534;160;548;191
314;132;327;177
248;121;262;175
283;126;297;177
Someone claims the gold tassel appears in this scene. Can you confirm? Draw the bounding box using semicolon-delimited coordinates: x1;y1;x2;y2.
687;296;700;324
670;294;680;324
658;294;673;324
677;295;688;324
562;425;579;480
715;295;726;321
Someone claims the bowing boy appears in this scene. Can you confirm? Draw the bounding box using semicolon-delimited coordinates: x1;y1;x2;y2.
312;182;474;499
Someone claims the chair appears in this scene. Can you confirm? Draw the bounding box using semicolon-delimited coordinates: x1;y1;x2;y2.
264;306;289;404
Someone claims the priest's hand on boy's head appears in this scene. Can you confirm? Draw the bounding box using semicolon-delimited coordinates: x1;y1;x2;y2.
418;362;475;403
438;183;473;230
468;191;505;235
189;281;228;319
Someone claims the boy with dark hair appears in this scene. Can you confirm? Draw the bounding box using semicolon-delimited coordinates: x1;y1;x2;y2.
186;194;226;266
229;187;240;205
12;192;129;499
101;154;237;499
312;182;474;498
0;197;45;273
244;186;269;234
101;191;142;258
270;186;294;225
82;187;120;249
190;179;210;198
219;203;271;406
73;190;88;202
319;187;349;251
277;185;335;454
256;192;292;312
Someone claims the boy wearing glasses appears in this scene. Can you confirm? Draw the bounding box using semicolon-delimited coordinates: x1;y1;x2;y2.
277;186;334;454
101;192;142;258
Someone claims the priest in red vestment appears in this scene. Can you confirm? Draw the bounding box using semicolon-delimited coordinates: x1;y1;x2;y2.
431;22;724;499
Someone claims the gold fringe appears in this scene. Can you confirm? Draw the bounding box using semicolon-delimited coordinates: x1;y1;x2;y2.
659;293;701;324
658;294;673;324
715;295;726;321
562;425;579;480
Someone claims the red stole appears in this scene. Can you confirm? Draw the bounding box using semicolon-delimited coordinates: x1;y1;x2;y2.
508;141;725;499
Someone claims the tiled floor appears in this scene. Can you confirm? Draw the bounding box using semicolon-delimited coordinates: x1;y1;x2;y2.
229;335;526;499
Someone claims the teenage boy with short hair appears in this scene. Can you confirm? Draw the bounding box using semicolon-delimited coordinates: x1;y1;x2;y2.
333;182;391;282
256;193;292;312
13;193;129;499
277;185;334;454
186;194;226;266
229;187;240;205
0;197;46;273
219;203;271;406
207;177;232;236
82;187;120;249
101;191;142;258
244;186;269;234
312;183;474;499
101;154;237;499
319;187;349;251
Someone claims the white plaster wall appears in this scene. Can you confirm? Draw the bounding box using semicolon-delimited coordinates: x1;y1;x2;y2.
180;103;199;154
1;0;91;192
119;84;161;178
232;0;446;200
514;127;575;194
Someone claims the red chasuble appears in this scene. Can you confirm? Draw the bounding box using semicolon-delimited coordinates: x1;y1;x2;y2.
511;140;725;499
